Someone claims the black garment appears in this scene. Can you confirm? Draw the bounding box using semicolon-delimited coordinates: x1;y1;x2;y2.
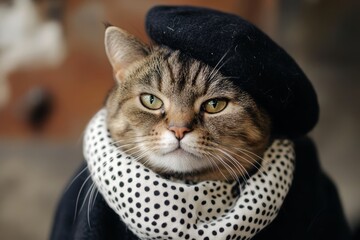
49;138;352;240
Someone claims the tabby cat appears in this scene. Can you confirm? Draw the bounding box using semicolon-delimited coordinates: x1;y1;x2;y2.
104;26;271;182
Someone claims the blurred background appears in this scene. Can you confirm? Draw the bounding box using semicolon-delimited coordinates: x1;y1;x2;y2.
0;0;359;239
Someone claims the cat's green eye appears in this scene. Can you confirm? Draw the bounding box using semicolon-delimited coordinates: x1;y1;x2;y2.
140;94;163;110
203;99;228;114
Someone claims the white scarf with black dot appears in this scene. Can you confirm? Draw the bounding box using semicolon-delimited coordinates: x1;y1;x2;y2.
84;109;295;240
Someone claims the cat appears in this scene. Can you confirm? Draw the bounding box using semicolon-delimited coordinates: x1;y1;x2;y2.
104;26;271;182
49;14;352;240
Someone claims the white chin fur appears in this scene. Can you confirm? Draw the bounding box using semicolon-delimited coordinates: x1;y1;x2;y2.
147;149;210;173
144;131;212;173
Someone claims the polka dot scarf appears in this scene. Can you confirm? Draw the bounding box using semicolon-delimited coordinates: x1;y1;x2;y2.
84;109;295;240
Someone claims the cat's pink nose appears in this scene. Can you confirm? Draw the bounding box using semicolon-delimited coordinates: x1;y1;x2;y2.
168;126;191;140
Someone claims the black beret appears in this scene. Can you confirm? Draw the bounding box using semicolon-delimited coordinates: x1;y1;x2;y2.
145;6;319;138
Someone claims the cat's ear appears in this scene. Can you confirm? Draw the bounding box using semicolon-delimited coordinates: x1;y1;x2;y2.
105;26;149;75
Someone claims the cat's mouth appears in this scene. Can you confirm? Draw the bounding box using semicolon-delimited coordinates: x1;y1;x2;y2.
164;143;198;159
144;142;211;177
166;145;188;155
169;147;188;155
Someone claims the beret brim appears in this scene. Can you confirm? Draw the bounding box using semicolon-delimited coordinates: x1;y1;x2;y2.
145;6;319;137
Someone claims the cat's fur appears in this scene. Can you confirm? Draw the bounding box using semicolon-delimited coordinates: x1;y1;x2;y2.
104;26;271;181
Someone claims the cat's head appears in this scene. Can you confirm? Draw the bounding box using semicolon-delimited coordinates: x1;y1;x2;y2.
104;26;271;181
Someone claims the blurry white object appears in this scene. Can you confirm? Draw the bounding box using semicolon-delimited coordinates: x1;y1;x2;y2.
0;0;66;108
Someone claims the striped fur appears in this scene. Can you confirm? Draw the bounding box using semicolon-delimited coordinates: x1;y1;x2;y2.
105;27;271;182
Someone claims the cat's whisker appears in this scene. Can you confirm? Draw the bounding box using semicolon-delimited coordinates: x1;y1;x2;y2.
199;145;243;184
210;141;266;177
211;146;246;176
116;144;145;154
236;152;265;177
224;153;251;186
65;166;88;192
204;143;251;185
111;138;154;146
222;151;263;186
114;144;153;153
118;143;160;157
88;182;97;213
131;150;150;162
110;135;153;144
208;49;230;80
225;147;266;177
223;154;249;184
222;146;261;170
130;146;159;164
110;134;160;145
79;182;95;213
73;174;93;223
202;153;217;173
92;189;99;209
134;147;159;163
112;138;163;150
87;183;97;229
114;139;156;153
203;152;230;182
209;57;232;82
232;146;264;161
209;149;241;184
213;148;249;186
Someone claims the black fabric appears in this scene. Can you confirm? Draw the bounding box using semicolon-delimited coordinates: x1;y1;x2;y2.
49;138;352;240
49;164;139;240
253;137;352;240
145;6;319;138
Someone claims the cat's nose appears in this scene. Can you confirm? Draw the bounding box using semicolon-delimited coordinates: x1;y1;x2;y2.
168;126;191;140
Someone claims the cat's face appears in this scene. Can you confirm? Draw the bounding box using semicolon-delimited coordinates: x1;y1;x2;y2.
104;26;271;181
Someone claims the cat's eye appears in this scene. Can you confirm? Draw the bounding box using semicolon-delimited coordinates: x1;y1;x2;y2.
202;99;228;114
140;94;163;110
